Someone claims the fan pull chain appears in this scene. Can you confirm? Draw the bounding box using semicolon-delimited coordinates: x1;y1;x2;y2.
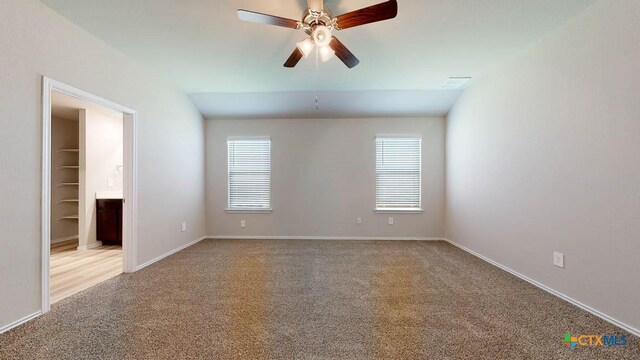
315;45;320;111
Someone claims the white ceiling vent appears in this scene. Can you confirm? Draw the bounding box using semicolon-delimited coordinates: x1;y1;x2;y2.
440;77;471;89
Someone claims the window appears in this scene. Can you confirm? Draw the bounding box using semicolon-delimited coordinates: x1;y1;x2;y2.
227;137;271;211
376;136;422;212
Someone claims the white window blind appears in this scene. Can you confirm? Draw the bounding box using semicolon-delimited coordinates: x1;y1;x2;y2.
376;137;422;211
227;138;271;210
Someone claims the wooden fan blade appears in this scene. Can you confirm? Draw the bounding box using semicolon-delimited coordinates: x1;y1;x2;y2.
284;47;304;68
329;37;360;68
307;0;323;12
237;9;299;29
335;0;398;30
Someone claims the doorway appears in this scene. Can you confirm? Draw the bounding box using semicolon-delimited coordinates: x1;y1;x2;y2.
41;77;137;312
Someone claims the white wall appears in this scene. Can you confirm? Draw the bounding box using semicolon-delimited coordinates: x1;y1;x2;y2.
446;0;640;331
79;108;123;249
206;118;445;238
50;116;79;242
0;0;205;329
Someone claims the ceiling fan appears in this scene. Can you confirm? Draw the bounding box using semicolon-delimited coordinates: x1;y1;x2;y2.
237;0;398;69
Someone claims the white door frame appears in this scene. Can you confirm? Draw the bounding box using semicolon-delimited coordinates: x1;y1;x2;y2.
41;77;138;313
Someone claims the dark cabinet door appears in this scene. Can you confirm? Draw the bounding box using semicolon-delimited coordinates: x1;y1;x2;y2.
96;199;123;246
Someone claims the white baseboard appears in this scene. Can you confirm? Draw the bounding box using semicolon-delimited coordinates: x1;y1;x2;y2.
51;235;79;244
14;236;635;336
136;236;206;271
77;241;102;251
443;238;640;337
206;235;445;241
0;311;42;334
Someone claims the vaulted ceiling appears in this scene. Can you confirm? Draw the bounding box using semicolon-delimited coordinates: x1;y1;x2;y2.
40;0;595;118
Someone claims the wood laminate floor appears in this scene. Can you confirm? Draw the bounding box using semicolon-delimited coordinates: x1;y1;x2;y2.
50;239;122;303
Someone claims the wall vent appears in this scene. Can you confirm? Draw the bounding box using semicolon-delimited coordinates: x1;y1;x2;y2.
440;77;471;89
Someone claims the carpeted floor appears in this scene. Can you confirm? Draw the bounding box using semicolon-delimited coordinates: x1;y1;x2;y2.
0;239;638;359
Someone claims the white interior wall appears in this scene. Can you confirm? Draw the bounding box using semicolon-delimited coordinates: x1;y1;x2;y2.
50;116;79;242
0;0;205;330
2;0;638;337
446;0;640;331
78;108;123;249
206;117;445;238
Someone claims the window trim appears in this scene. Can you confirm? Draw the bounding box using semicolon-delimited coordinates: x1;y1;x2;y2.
227;135;271;141
374;208;424;214
225;208;273;214
226;136;272;212
374;135;423;212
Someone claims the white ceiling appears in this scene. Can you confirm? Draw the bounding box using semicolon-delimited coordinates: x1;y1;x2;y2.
40;0;596;118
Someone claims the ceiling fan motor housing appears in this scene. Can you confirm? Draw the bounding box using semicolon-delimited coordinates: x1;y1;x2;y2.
302;8;334;34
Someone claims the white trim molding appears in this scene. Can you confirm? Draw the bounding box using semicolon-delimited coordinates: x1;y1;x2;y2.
375;134;422;139
41;77;52;314
41;77;139;315
136;236;207;271
225;209;273;214
444;238;640;337
77;241;102;251
226;135;271;141
207;236;444;241
374;209;424;214
51;234;79;244
123;112;138;274
0;311;42;334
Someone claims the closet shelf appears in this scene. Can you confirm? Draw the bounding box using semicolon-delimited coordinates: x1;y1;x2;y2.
58;199;79;203
58;182;79;187
58;148;79;152
57;165;79;169
58;215;79;221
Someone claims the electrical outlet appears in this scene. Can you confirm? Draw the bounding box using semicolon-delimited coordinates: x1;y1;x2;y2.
107;178;114;188
241;219;246;228
181;222;187;232
553;251;564;268
388;217;394;225
357;217;362;224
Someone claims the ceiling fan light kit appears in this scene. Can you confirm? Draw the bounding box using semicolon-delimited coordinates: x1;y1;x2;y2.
319;45;335;63
312;25;332;47
238;0;398;69
297;38;315;58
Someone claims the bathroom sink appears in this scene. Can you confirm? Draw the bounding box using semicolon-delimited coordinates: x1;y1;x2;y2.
95;191;123;199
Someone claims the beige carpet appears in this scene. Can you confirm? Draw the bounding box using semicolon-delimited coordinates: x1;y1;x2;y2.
1;239;638;359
